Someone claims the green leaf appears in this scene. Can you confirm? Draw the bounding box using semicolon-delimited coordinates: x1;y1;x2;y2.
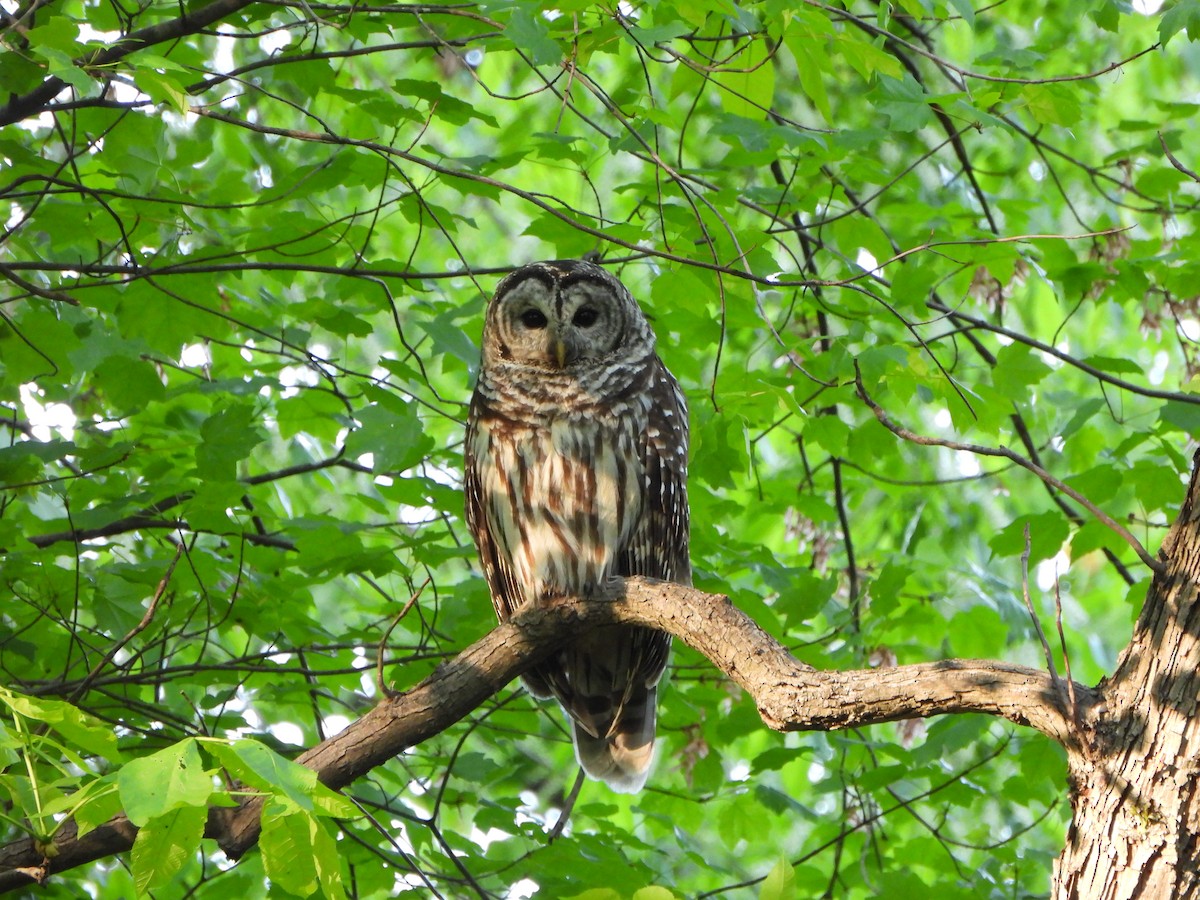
836;32;905;81
73;782;124;838
24;18;82;54
0;689;121;762
313;810;349;900
1064;464;1122;505
870;560;915;613
194;403;266;481
261;802;323;896
0;51;46;95
873;73;934;131
94;356;167;411
1016;736;1067;789
1160;400;1200;437
1160;0;1200;44
1082;355;1143;375
759;858;797;900
208;739;358;817
134;69;191;115
522;209;602;257
992;343;1053;401
258;801;343;900
715;36;776;119
1021;83;1083;126
945;0;975;28
343;400;435;474
131;804;206;893
717;798;758;844
505;7;562;65
889;260;939;313
802;413;850;456
276;388;346;440
949;605;1007;659
1071;520;1129;560
989;511;1071;563
1125;459;1187;513
750;746;812;774
1092;0;1121;31
793;39;831;122
117;740;213;826
633;888;678;900
42;54;94;93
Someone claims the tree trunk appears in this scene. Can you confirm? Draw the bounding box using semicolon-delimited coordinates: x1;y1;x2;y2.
1055;454;1200;897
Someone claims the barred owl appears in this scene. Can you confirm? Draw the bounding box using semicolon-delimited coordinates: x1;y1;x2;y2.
464;259;690;793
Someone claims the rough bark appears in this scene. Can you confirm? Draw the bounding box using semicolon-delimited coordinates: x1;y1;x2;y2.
0;578;1085;892
1054;455;1200;898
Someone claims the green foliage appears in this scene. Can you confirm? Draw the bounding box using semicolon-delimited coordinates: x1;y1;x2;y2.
1;0;1196;895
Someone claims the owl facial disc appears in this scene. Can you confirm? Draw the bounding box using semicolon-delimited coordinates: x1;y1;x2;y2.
486;261;634;370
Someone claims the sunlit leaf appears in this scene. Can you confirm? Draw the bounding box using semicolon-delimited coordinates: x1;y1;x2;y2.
117;740;212;826
131;805;206;893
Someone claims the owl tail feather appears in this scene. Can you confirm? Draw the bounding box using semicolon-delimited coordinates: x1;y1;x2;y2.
572;686;657;794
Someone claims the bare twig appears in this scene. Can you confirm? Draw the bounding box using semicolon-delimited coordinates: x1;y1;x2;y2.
1159;131;1200;185
547;768;586;842
68;542;184;703
1019;523;1063;692
376;577;431;695
1052;570;1082;742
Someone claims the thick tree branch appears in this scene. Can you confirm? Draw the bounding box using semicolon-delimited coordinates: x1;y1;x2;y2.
0;578;1092;891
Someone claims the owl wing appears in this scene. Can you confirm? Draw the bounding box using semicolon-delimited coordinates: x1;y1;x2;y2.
464;390;522;622
621;355;691;586
615;356;690;685
566;356;689;789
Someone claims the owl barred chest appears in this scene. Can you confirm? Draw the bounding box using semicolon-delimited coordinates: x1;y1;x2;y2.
469;375;651;605
464;259;690;793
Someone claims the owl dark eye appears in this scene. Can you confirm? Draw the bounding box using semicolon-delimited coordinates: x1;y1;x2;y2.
573;307;599;328
520;309;548;329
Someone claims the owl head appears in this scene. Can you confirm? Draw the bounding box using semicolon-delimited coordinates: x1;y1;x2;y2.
481;259;655;371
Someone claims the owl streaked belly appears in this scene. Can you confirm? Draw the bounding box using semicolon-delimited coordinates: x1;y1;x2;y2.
475;415;643;606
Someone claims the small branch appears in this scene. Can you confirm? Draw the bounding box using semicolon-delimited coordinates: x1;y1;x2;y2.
1159;131;1200;185
24;518;296;551
68;543;183;703
375;578;429;695
23;456;366;550
924;300;1199;406
819;2;1158;86
855;365;1164;574
1020;523;1063;691
1053;572;1083;744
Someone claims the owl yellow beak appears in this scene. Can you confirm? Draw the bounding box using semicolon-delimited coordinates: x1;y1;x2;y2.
554;339;568;368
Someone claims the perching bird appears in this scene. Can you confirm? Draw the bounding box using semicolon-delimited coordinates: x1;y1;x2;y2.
464;258;690;793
